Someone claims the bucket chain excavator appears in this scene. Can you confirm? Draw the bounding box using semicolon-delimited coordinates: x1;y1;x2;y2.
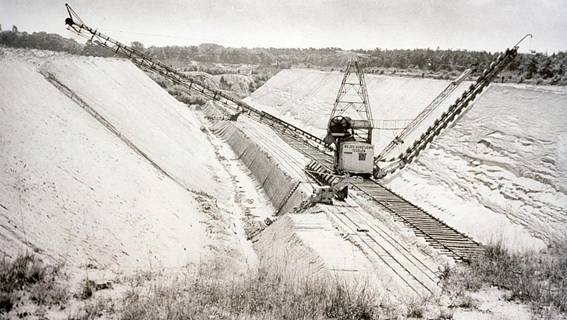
306;34;531;203
62;4;531;208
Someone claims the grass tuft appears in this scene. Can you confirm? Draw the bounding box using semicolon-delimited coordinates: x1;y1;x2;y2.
115;267;385;320
0;291;15;314
0;253;68;314
443;241;567;315
0;253;46;292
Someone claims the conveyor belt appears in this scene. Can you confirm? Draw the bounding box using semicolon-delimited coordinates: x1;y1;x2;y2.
284;131;483;262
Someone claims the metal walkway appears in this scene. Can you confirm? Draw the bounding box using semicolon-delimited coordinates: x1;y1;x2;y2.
352;180;483;262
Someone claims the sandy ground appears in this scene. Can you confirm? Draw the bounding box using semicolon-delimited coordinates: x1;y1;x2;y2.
0;48;274;276
0;49;540;319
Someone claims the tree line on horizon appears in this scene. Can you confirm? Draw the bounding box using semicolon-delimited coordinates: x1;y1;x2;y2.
1;27;566;85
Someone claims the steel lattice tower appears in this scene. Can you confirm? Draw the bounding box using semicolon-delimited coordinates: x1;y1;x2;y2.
330;54;374;143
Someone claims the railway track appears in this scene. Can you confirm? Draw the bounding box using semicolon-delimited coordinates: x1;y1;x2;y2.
352;180;484;262
327;205;440;295
270;124;483;262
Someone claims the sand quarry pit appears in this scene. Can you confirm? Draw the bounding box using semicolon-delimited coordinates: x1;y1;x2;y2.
1;48;566;319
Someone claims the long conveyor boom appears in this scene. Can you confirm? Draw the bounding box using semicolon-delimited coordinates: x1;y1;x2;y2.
373;34;532;178
63;4;333;154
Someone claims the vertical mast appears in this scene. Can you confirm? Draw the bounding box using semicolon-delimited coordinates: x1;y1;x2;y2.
329;54;374;143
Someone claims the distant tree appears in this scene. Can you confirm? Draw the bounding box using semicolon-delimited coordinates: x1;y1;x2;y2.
82;41;115;57
526;57;538;79
0;30;17;46
219;76;229;90
2;24;566;85
507;56;521;71
131;41;145;53
539;59;553;79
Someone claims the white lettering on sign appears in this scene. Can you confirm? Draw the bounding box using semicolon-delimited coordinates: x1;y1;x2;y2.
343;143;373;152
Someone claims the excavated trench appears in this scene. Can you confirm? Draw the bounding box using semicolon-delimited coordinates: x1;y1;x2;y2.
200;102;445;298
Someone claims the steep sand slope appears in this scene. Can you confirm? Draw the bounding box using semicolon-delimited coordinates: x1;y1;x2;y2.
246;69;567;249
0;49;261;272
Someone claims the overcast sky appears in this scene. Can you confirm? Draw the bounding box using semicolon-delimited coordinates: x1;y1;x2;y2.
1;0;566;52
